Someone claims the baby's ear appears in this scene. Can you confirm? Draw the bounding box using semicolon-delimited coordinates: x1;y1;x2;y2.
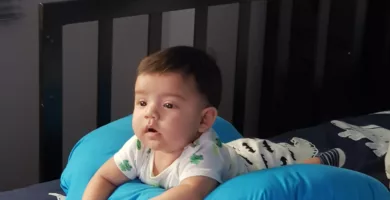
198;107;218;133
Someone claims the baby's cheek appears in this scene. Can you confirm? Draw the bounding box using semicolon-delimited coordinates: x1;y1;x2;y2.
131;117;143;133
171;118;190;129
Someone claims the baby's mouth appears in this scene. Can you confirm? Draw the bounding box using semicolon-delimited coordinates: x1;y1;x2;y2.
145;126;160;134
147;128;157;133
145;127;160;138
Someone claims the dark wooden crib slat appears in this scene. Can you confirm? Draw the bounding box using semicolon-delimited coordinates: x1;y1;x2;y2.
41;0;264;27
97;19;113;127
313;0;332;90
273;0;293;106
312;0;332;119
148;13;162;55
194;6;209;50
38;4;63;182
256;0;293;136
351;0;368;67
233;2;251;133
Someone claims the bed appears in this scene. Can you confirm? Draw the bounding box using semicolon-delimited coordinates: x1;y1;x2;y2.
1;0;389;199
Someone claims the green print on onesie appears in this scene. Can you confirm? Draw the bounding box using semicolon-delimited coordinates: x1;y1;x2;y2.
151;182;160;188
213;145;219;156
119;160;132;172
191;140;200;148
190;153;204;165
215;138;222;148
136;139;142;150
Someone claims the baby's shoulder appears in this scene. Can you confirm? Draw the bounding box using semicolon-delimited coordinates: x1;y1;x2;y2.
180;129;229;162
120;135;150;155
199;128;224;146
175;130;231;182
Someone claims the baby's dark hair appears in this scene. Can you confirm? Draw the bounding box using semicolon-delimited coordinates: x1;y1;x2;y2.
137;46;222;108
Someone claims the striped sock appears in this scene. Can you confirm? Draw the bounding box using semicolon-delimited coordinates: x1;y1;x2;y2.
317;148;346;167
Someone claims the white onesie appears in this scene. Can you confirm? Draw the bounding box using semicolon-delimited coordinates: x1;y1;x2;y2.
114;129;297;189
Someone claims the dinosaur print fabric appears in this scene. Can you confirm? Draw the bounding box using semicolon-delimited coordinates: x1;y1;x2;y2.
226;137;318;171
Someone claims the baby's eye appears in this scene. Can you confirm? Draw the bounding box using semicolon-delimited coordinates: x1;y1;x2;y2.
139;101;147;106
163;103;174;109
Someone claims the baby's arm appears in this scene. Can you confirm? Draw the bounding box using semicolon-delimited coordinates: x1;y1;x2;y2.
152;176;218;200
82;157;129;200
83;136;139;200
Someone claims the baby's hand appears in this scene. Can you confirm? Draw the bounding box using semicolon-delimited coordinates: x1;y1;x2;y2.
82;157;129;200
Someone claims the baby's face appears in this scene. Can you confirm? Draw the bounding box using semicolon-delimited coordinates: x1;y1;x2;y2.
132;72;206;153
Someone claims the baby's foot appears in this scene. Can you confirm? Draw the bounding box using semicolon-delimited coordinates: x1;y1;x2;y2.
317;148;346;167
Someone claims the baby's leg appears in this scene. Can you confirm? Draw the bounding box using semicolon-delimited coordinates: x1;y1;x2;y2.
300;148;346;167
301;157;321;164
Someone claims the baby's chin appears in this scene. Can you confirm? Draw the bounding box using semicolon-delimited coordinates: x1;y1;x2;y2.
144;131;161;139
143;139;165;150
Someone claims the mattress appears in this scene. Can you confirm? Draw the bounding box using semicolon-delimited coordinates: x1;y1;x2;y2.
0;180;64;200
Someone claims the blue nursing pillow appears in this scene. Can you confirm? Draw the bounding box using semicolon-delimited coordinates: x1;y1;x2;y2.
60;115;390;200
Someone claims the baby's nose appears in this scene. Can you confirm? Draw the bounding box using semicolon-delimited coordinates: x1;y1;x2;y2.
144;106;158;119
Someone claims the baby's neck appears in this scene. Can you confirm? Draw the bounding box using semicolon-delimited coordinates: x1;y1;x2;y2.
152;150;183;176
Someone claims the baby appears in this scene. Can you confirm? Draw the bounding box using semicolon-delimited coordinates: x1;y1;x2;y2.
82;46;346;200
